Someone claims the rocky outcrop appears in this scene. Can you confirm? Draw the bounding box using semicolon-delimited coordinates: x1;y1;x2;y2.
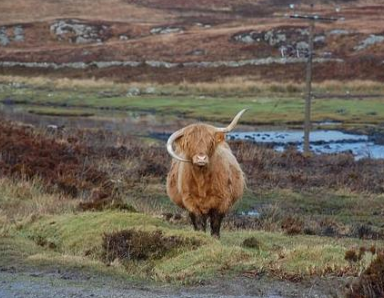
50;20;110;44
328;29;350;35
232;27;312;47
232;27;326;58
13;26;24;42
150;26;184;35
354;35;384;51
0;27;10;46
0;25;25;46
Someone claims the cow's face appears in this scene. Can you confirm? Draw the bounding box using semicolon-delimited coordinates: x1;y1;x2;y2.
166;109;247;166
177;124;225;167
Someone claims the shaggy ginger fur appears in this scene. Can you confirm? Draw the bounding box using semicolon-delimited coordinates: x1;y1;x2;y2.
166;124;245;238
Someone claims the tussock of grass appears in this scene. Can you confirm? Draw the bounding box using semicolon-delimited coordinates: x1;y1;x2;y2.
154;244;253;283
277;245;348;276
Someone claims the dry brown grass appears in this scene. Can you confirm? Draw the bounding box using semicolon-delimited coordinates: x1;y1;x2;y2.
0;0;171;24
0;177;75;229
3;75;382;98
231;141;384;193
345;252;384;298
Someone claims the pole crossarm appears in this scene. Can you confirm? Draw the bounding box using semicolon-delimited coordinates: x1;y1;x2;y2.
289;15;341;22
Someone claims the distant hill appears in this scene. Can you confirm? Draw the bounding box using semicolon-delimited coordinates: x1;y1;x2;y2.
0;0;383;82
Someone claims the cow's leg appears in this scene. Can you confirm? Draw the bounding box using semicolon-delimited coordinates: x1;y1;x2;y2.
190;213;208;232
189;212;199;231
200;214;208;232
210;209;225;238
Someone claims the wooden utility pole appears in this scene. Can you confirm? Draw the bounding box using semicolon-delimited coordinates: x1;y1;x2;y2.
304;5;315;155
288;4;342;155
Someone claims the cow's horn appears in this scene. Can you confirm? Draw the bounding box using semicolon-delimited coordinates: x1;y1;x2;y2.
166;128;190;163
216;109;247;133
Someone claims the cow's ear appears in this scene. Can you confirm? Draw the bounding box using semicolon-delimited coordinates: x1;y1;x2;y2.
215;132;225;143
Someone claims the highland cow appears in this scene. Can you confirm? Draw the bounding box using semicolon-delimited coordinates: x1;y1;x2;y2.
166;110;246;238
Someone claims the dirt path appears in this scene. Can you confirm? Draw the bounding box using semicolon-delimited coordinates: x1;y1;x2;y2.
0;271;269;298
0;268;345;298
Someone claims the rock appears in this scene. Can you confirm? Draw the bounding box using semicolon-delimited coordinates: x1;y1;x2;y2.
187;49;205;56
296;41;309;50
196;23;211;28
314;35;325;43
296;28;309;35
145;61;179;68
232;31;263;44
0;27;10;46
75;36;91;44
150;26;184;35
50;19;109;44
354;34;384;51
264;30;286;46
329;29;349;35
119;35;129;41
126;87;140;96
13;26;24;42
144;87;156;94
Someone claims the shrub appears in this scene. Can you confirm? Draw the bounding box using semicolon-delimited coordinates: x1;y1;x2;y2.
345;253;384;298
102;229;201;264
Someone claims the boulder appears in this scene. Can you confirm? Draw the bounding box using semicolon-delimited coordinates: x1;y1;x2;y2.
354;35;384;51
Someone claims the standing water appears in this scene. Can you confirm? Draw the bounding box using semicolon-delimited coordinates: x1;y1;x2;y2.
1;103;383;159
229;130;384;160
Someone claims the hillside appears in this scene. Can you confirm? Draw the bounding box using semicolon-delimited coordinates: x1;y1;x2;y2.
0;0;384;82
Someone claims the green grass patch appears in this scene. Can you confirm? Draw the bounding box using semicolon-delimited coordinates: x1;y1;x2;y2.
21;211;179;257
1;80;384;126
17;211;383;284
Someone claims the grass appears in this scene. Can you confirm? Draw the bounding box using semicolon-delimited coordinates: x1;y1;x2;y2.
1;176;379;285
21;211;176;257
0;103;383;286
1;75;384;126
237;189;384;221
14;211;381;284
233;188;384;238
0;177;75;228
